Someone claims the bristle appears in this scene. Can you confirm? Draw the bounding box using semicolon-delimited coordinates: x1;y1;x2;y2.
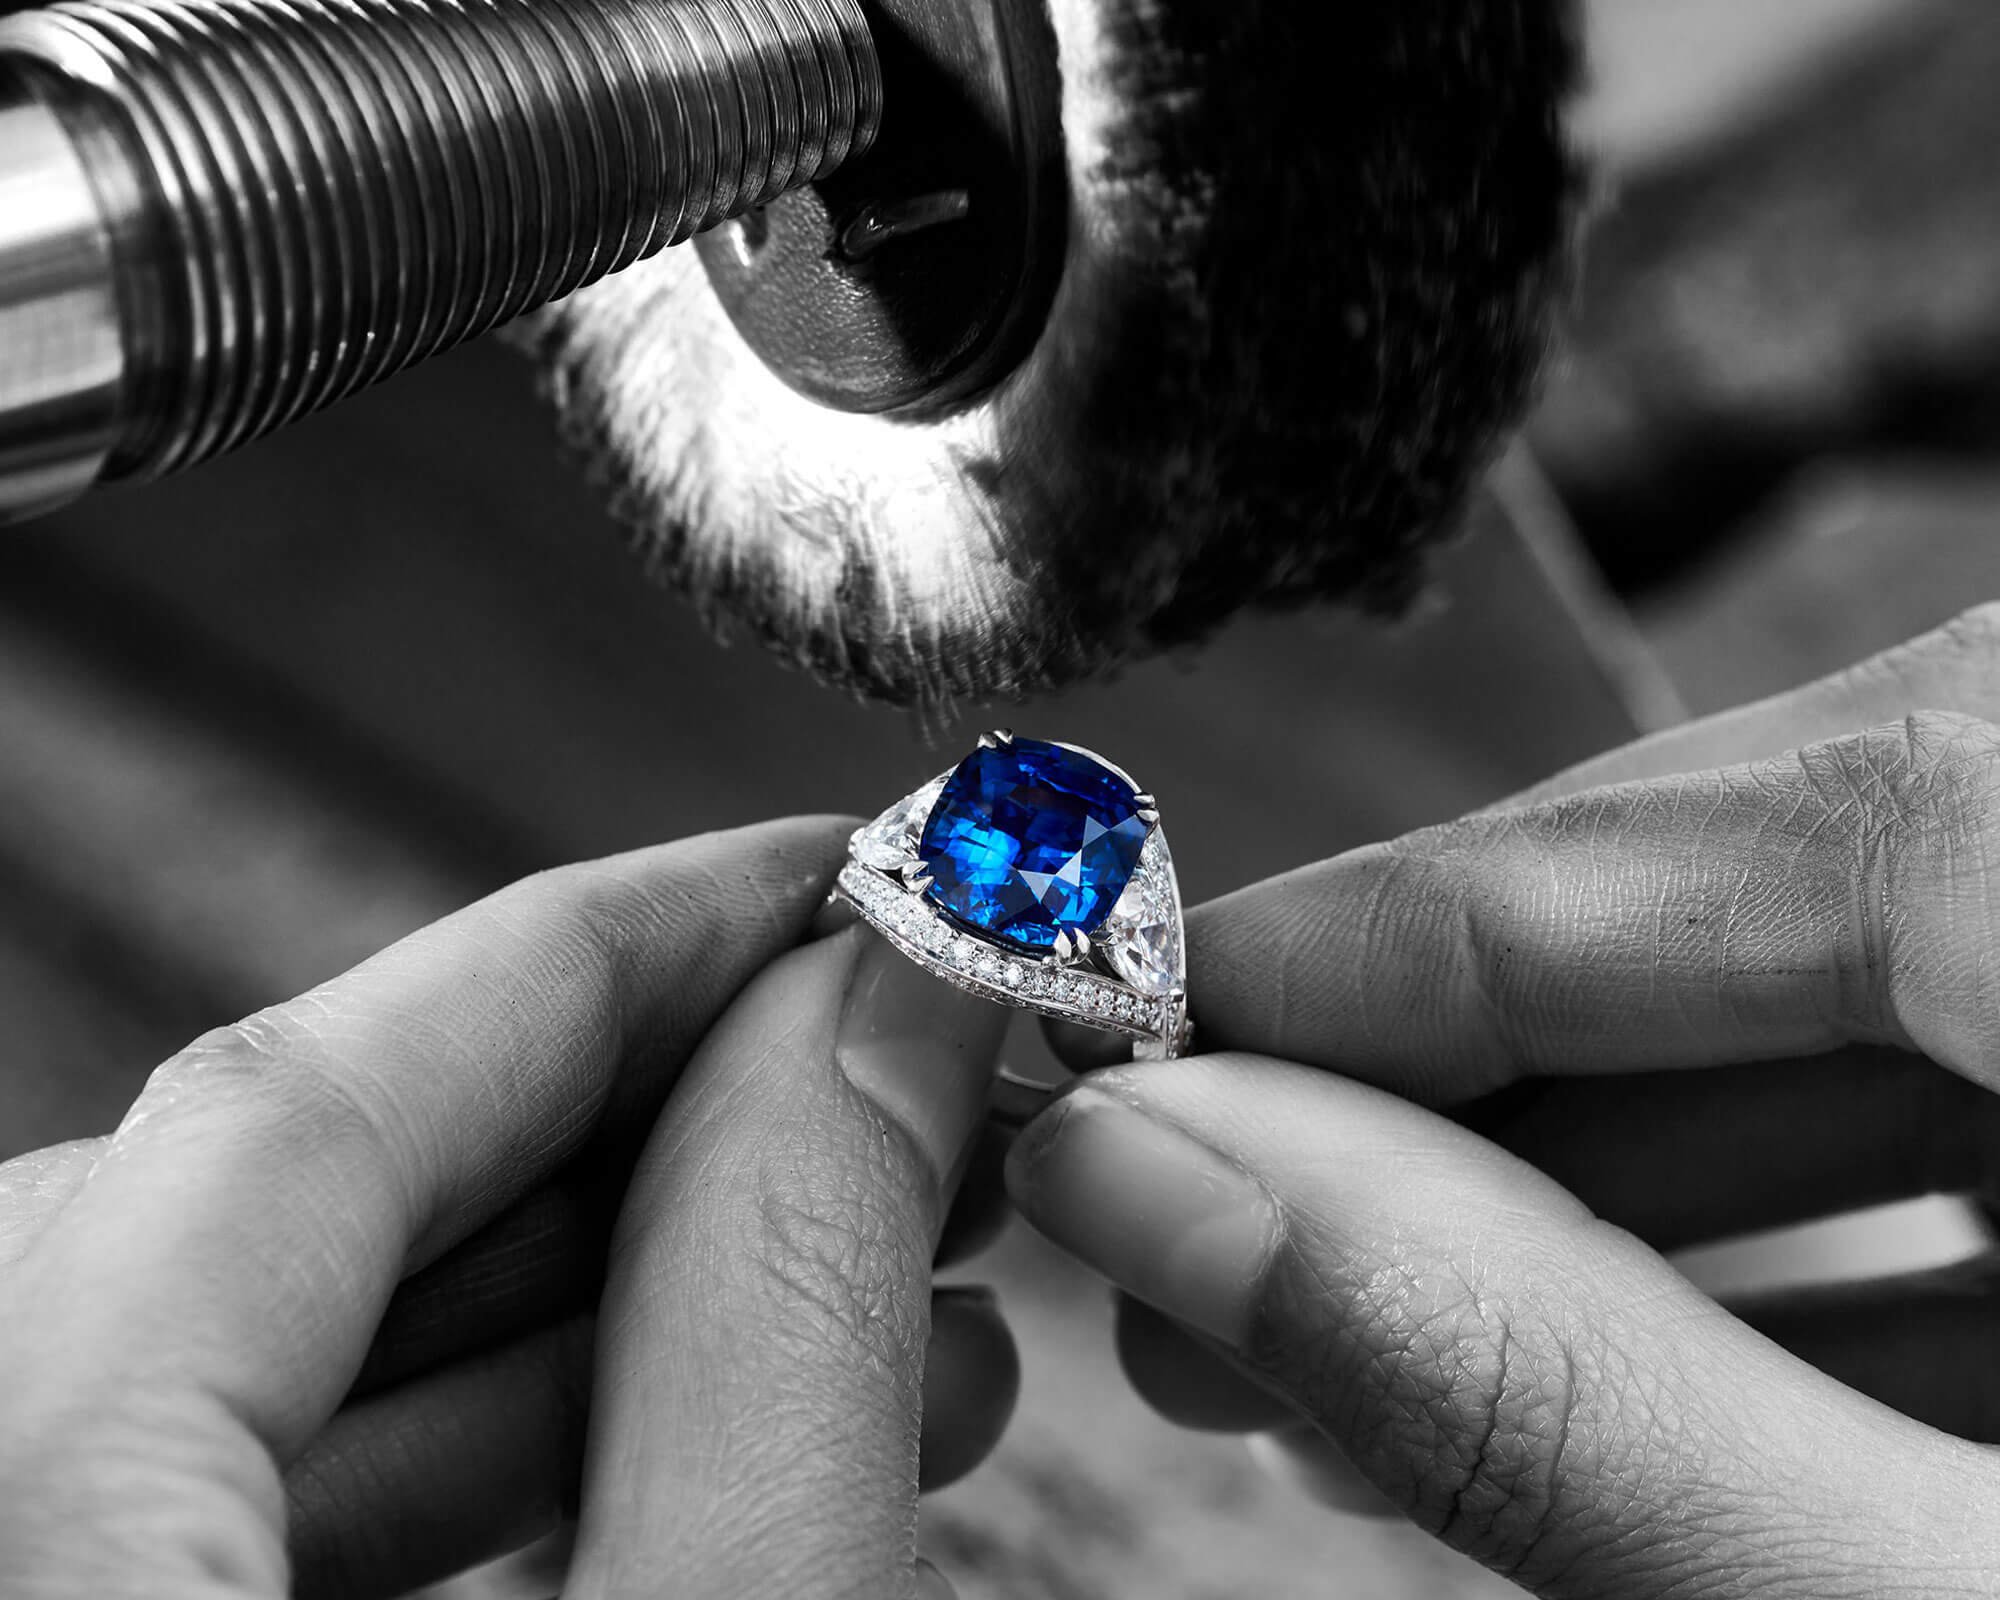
523;0;1584;707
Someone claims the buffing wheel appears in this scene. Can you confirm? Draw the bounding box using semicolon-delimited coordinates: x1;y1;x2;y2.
524;0;1582;706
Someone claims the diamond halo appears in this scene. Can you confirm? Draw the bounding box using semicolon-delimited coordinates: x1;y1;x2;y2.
834;731;1192;1059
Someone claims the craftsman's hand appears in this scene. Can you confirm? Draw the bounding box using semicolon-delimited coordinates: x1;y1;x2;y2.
1010;606;2000;1596
0;818;1014;1599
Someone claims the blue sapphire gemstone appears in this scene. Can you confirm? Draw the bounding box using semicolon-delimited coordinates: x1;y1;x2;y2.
918;737;1149;953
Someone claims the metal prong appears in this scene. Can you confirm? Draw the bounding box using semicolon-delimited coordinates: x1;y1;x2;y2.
1131;792;1155;808
977;728;1015;749
1050;927;1092;963
897;858;934;895
1136;808;1160;826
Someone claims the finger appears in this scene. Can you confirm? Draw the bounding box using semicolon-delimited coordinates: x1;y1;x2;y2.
349;1178;611;1399
1737;1259;2000;1444
568;929;1009;1598
918;1286;1020;1491
1040;611;2000;1082
1124;1219;2000;1448
286;1317;594;1600
1008;1056;1997;1595
5;817;850;1466
1511;603;2000;803
179;1035;2000;1420
2;1150;612;1396
1105;1053;2000;1446
934;1124;1013;1270
1188;711;2000;1103
1113;1295;1294;1434
286;1282;1015;1600
0;1137;103;1267
359;1130;1012;1401
1463;1047;1999;1252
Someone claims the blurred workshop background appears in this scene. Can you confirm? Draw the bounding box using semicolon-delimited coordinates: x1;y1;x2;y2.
7;0;2000;1594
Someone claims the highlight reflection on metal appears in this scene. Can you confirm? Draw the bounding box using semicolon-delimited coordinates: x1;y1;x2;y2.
0;0;881;521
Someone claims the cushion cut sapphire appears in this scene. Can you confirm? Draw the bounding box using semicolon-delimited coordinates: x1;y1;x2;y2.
918;737;1149;953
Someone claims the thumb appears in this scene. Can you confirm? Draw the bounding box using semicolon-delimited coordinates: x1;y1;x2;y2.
565;927;1006;1599
1007;1056;1997;1597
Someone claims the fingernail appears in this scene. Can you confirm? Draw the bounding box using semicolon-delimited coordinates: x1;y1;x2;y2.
914;1556;957;1600
836;933;1009;1199
1007;1086;1280;1348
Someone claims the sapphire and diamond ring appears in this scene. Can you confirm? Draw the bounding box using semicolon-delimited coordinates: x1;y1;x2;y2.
835;732;1192;1059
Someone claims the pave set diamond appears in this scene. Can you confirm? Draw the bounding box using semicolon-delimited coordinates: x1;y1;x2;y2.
835;859;1180;1041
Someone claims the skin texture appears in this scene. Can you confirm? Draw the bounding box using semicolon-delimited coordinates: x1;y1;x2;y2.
0;820;1016;1599
526;0;1582;706
1012;604;2000;1596
26;609;2000;1594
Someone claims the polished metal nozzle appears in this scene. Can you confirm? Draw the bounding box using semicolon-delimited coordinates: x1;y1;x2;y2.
0;0;880;520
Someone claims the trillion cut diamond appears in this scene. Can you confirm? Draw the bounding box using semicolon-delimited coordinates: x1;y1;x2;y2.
919;739;1148;954
1100;830;1184;995
853;774;947;872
